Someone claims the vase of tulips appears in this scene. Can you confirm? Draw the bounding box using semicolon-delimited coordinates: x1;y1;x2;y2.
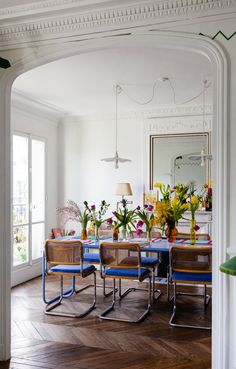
84;200;110;241
135;204;156;242
112;199;136;241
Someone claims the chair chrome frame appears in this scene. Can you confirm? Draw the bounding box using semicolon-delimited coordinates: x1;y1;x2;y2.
43;239;96;318
99;242;152;323
83;250;118;297
168;245;212;330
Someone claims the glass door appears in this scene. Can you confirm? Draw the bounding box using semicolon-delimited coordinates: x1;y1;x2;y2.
12;133;46;275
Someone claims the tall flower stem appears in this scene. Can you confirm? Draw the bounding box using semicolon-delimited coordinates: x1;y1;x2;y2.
190;217;196;245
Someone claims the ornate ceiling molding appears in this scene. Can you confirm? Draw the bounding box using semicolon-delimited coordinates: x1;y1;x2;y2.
0;0;235;48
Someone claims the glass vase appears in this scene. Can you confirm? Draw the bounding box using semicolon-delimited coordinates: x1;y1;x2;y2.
81;228;87;240
122;224;127;241
147;229;152;243
95;224;100;242
190;218;196;245
165;222;178;243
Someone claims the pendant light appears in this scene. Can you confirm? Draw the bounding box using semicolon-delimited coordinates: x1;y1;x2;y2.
101;84;131;169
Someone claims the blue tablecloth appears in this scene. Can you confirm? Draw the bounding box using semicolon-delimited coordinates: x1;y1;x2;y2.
55;236;212;253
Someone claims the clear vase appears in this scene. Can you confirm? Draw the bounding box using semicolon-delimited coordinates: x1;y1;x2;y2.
122;225;127;241
147;229;152;243
95;224;100;242
190;219;196;245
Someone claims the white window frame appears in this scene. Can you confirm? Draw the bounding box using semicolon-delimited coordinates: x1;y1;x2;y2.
11;131;47;271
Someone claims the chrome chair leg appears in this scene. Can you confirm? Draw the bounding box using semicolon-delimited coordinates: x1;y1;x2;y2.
152;267;161;301
99;277;151;323
45;272;97;318
169;282;211;330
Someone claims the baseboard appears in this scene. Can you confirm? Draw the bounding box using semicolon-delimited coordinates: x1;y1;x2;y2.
11;262;42;287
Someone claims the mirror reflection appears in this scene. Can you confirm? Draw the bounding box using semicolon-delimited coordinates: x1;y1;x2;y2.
150;133;210;191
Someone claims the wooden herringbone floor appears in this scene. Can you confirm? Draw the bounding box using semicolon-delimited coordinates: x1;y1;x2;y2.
1;274;211;369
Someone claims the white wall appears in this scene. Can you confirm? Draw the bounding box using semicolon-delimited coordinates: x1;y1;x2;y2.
58;114;144;231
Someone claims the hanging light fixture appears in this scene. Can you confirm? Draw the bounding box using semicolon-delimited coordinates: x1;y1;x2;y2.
101;84;131;169
188;80;212;166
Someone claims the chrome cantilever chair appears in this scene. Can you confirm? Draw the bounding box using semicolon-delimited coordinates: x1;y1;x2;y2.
99;242;152;323
169;245;212;330
43;239;96;317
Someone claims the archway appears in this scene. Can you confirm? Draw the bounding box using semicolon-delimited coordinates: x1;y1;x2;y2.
0;31;228;368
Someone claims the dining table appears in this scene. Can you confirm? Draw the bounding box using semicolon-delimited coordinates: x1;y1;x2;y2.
56;236;212;277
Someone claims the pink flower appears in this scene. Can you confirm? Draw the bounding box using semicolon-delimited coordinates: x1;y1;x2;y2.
136;220;144;228
136;228;143;236
147;205;154;211
91;205;96;210
107;218;113;225
193;224;200;231
112;211;118;217
136;205;141;210
144;204;148;209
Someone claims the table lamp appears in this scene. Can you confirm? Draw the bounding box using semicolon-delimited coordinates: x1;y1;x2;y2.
115;182;133;210
220;256;236;276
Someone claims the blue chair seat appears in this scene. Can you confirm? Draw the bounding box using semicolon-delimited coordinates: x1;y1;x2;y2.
84;253;100;263
141;256;159;268
50;264;96;274
105;267;150;278
172;271;212;283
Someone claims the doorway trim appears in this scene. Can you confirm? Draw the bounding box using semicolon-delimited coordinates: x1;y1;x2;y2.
0;31;228;368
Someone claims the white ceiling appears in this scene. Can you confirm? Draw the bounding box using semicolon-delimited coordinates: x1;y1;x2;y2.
12;46;212;116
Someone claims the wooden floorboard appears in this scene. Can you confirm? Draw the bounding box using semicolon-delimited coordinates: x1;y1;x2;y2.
0;274;211;369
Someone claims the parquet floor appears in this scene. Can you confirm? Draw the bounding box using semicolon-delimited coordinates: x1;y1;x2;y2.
1;274;211;369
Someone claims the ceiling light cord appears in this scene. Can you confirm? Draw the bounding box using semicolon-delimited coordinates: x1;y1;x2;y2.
117;78;211;106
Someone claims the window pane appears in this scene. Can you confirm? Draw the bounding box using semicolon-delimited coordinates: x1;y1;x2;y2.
32;139;45;222
32;223;45;260
13;225;29;266
12;135;29;225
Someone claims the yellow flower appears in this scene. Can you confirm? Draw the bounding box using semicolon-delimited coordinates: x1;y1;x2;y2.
191;195;199;205
154;182;163;189
171;197;179;206
182;203;189;211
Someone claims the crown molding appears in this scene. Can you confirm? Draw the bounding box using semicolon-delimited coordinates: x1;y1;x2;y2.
0;0;235;48
145;115;212;134
60;104;212;124
11;89;67;124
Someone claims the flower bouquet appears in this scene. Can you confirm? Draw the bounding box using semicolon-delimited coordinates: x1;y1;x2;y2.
135;204;157;241
57;200;90;239
84;200;110;241
186;182;207;244
155;196;189;242
112;199;136;240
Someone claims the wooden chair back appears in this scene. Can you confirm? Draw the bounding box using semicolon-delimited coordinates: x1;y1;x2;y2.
170;245;212;274
45;239;83;265
100;242;141;269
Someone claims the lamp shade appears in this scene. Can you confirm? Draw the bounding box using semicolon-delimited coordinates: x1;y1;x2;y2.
115;183;133;196
220;256;236;276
